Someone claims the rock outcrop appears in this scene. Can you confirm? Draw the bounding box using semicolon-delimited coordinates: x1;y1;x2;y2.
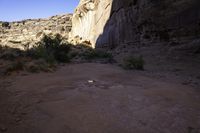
0;14;72;49
70;0;111;47
70;0;200;48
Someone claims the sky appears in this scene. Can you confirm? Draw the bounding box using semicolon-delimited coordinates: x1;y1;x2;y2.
0;0;79;22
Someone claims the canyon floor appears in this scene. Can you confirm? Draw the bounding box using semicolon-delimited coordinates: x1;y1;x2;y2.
1;0;200;132
0;61;200;133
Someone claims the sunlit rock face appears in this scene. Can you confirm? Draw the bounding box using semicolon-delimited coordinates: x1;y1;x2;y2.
0;14;72;49
70;0;112;48
71;0;200;48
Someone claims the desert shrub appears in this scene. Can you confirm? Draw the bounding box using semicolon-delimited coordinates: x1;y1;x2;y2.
64;44;114;63
0;47;23;61
26;60;55;73
82;49;113;60
0;35;115;74
0;45;3;53
122;56;144;70
68;51;79;59
1;22;10;28
5;61;24;74
30;34;71;63
54;44;71;62
26;64;40;73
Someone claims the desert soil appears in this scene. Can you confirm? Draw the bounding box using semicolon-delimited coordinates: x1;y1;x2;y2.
0;63;200;133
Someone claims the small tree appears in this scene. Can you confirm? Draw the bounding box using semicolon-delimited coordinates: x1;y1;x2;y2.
2;22;10;28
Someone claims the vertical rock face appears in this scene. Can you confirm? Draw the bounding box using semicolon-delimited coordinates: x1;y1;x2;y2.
70;0;200;48
0;14;72;49
70;0;112;47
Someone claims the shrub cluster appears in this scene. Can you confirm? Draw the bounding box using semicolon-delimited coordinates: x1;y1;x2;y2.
0;34;113;74
28;34;71;64
122;56;145;70
1;22;10;28
82;49;113;60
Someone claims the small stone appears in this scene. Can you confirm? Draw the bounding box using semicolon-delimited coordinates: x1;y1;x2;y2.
88;80;94;83
0;125;7;132
15;117;21;122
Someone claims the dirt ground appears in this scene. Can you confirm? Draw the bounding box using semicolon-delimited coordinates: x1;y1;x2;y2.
0;62;200;133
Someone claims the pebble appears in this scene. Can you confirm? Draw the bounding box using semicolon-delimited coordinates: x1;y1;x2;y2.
15;117;21;123
0;125;7;132
88;80;94;83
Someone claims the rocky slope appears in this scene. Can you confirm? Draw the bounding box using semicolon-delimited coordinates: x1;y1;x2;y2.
0;14;72;49
70;0;200;48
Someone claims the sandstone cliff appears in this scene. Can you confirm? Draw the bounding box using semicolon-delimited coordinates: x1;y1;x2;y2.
70;0;200;48
70;0;111;47
0;14;72;49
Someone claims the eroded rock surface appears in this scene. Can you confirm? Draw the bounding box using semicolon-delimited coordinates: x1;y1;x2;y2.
70;0;111;47
70;0;200;48
0;14;72;49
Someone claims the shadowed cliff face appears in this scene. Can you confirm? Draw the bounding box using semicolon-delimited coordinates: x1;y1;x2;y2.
71;0;200;48
96;0;200;48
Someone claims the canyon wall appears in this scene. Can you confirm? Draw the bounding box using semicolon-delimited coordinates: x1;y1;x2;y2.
70;0;112;47
0;14;72;49
70;0;200;48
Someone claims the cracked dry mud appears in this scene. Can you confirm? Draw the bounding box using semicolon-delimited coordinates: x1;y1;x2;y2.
0;63;200;133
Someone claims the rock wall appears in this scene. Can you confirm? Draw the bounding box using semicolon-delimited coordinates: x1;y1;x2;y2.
0;14;72;49
70;0;200;48
70;0;112;47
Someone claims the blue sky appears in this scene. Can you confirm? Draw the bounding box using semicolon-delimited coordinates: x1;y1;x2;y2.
0;0;79;22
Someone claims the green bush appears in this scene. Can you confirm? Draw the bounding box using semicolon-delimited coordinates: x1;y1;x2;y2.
122;56;144;70
30;34;71;63
31;36;113;62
